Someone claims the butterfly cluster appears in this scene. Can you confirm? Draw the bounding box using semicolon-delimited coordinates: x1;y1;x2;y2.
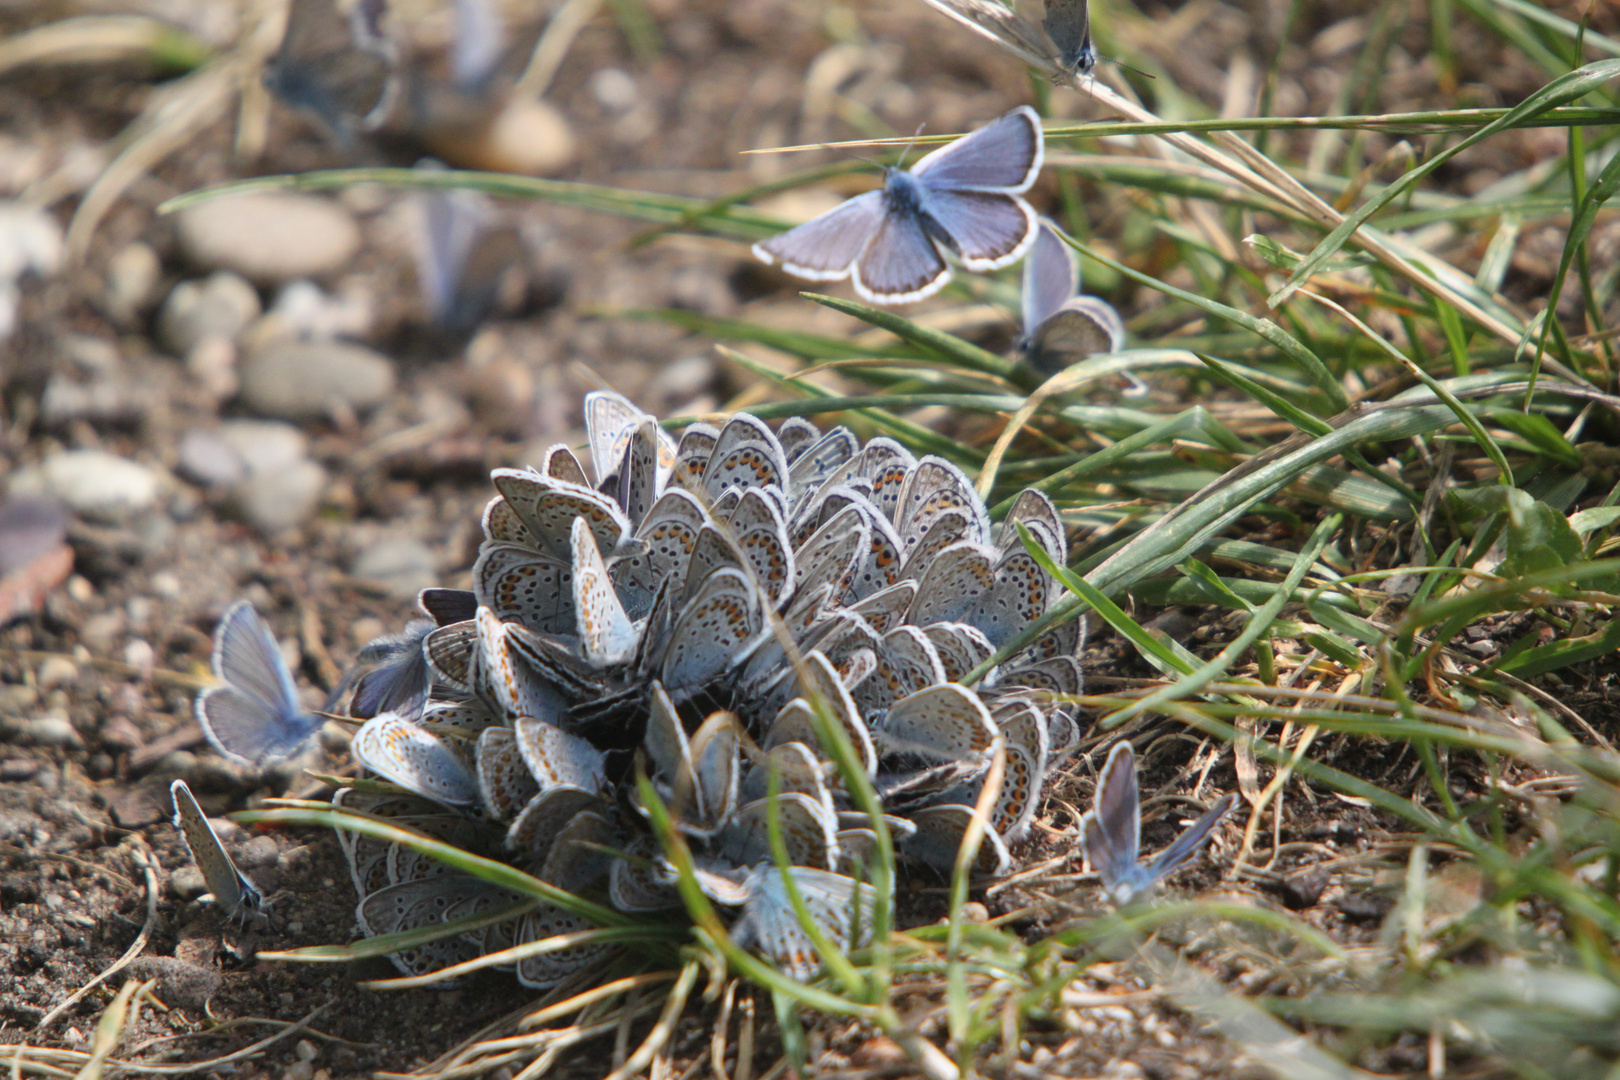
252;390;1084;983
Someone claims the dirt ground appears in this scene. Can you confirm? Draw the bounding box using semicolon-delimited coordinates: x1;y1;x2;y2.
0;0;1612;1076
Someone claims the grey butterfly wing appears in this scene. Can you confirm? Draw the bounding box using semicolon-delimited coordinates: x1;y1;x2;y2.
919;0;1063;77
1022;219;1078;335
266;0;398;141
753;190;886;281
170;780;262;923
850;207;950;304
1147;793;1237;880
1082;742;1140;886
1026;296;1125;374
919;189;1037;270
413;162;490;329
1042;0;1097;76
911;106;1044;193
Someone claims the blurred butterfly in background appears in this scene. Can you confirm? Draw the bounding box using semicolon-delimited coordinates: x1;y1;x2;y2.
919;0;1098;81
409;159;526;336
1081;742;1236;907
1019;219;1125;375
195;600;323;768
265;0;401;144
753;106;1044;306
170;779;267;926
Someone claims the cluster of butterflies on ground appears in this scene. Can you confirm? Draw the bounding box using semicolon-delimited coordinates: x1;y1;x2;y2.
173;391;1235;982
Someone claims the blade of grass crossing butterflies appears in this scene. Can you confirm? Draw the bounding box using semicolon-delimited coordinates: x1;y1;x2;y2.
1269;59;1620;308
234;805;630;926
765;769;865;995
947;741;1004;1046
805;294;1020;383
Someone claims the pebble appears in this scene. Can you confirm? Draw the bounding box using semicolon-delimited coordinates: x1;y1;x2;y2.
35;655;77;690
176;428;246;489
169;866;208;900
0;759;39;782
127;956;223;1010
102;242;162;326
217;419;309;475
10;449;161;522
266;279;373;341
0;201;62;340
175;193;360;285
230;459;327;535
185;336;238;401
237;835;280;869
157;271;261;355
351;537;436;599
20;713;80;747
424;98;575;177
239;339;395;419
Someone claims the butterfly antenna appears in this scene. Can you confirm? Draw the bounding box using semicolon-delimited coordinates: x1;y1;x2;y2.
1098;53;1155;80
895;123;927;170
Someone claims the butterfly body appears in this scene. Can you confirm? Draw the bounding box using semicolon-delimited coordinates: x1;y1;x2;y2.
753;107;1044;306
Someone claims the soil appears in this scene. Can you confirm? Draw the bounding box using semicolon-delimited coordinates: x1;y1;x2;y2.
0;0;1614;1077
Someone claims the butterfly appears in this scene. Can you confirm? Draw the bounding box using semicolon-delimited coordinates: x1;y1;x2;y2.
263;0;400;145
1081;742;1237;906
752;106;1044;306
170;779;267;926
195;600;323;768
1020;219;1125;375
919;0;1096;81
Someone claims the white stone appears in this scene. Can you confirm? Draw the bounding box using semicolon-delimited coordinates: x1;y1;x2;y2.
175;193;360;285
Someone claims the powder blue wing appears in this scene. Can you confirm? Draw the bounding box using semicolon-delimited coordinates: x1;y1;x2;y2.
850;210;950;304
911;106;1044;193
921;189;1038;270
1146;793;1237;880
451;0;505;92
1022;219;1078;336
198;601;321;766
1082;742;1140;887
753;190;886;281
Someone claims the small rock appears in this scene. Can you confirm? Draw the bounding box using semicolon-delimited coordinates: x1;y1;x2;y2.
158;272;261;354
103;242;162;327
21;713;80;746
175;193;360;285
217;419;309;475
185;336;238;401
0;201;62;341
237;835;280;869
127;956;223;1010
464;352;534;434
229;459;327;535
124;638;155;679
0;759;39;782
35;655;76;690
169;866;208;900
176;428;246;489
351;537;436;599
285;1060;315;1080
1267;866;1330;910
239;339;395;419
101;715;143;751
423;97;575;177
266;279;373;341
11;449;161;522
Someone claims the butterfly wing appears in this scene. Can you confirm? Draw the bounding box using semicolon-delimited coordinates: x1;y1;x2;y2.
1081;742;1140;887
910;106;1044;193
451;0;506;92
1146;792;1237;880
170;779;263;924
753;190;886;281
1041;0;1097;76
850;206;950;304
1022;219;1078;336
198;601;320;767
918;189;1037;270
918;0;1063;77
1026;295;1126;374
